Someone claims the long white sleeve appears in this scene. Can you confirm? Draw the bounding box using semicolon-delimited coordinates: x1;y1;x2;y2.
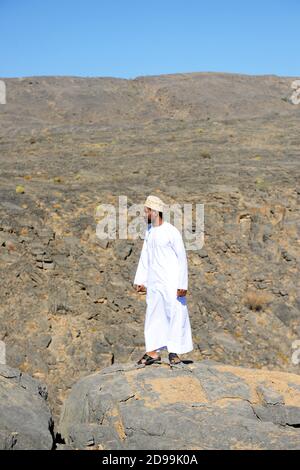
170;229;188;290
134;236;149;286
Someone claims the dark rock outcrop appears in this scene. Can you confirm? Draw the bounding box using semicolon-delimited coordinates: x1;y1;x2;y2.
0;365;54;449
58;360;300;450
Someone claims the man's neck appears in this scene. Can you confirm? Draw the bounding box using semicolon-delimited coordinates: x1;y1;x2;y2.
152;217;163;227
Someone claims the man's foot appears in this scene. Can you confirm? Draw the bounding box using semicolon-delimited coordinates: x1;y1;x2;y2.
168;352;182;365
137;352;161;365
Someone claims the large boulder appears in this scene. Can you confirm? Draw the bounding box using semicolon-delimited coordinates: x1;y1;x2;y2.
59;360;300;450
0;365;54;449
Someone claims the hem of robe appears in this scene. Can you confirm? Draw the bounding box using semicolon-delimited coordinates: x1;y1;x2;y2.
166;341;194;355
145;341;194;355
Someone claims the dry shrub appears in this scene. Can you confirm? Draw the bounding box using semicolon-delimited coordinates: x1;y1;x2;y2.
244;290;273;311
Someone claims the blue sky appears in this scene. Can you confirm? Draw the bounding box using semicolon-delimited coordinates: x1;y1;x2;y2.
1;0;299;78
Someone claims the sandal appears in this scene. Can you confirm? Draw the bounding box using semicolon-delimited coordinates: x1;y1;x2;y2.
169;352;182;365
137;353;161;365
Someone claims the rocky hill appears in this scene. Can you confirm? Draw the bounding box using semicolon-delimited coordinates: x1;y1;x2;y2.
0;72;299;425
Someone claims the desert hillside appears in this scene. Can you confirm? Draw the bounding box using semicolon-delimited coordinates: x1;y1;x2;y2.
0;72;299;423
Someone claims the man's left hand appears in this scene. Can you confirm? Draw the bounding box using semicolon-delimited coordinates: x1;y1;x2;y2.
177;289;187;297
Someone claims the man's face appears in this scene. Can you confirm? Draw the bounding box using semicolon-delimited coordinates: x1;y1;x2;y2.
144;206;155;223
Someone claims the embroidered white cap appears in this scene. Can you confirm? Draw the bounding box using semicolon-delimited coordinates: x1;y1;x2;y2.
144;195;166;212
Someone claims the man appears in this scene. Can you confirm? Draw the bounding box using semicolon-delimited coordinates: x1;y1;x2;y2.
133;195;193;366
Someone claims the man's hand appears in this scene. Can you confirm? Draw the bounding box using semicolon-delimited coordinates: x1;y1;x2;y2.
177;289;187;297
134;284;146;293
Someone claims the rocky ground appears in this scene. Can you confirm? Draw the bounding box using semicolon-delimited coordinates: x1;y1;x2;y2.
0;72;299;427
59;359;300;450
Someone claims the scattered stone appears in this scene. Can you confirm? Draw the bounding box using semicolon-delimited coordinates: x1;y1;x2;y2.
114;240;133;260
15;185;25;194
273;303;299;326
